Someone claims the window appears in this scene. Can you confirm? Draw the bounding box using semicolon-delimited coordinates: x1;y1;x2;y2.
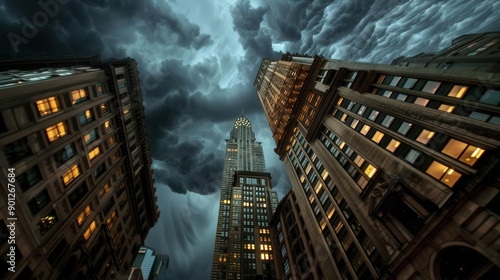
100;103;108;114
382;90;393;97
77;205;92;225
3;137;32;164
442;139;485;166
360;124;371;135
421;81;441;94
340;113;347;122
83;220;97;240
71;89;88;104
68;183;88;207
18;166;42;192
28;189;50;215
381;115;394;127
405;149;421;164
447;85;468;98
99;183;111;197
46;122;68;142
386;139;400;152
414;97;429;106
108;136;115;146
354;155;365;167
426;161;462;187
478;89;500;106
350;119;359;129
364;164;377;178
38;210;59;235
106;210;118;229
372;131;384;143
93;163;106;178
84;129;98;144
396;93;408;101
403;78;417;89
54;144;75;165
357;105;366;115
389;76;401;86
62;165;80;186
36;97;60;116
78;110;93;125
368;110;379;121
397;122;412;135
438;104;455;113
88;147;101;160
96;83;103;94
416;130;435;145
104;120;111;130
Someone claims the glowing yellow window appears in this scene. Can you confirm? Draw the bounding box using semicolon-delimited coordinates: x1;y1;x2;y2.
448;85;468;98
339;141;346;149
371;131;384;143
336;97;344;106
83;220;97;240
360;124;370;135
386;139;400;152
416;130;435;145
71;89;88;104
314;183;323;194
100;183;111;197
46;122;68;142
442;139;468;159
77;205;92;225
88;146;101;160
62;165;80;185
438;104;455;113
340;113;347;122
354;155;365;167
426;161;462;187
106;210;118;229
104;120;111;130
459;146;484;166
364;164;377;178
327;206;336;219
351;119;359;129
36;97;60;116
414;97;429;106
108;136;115;146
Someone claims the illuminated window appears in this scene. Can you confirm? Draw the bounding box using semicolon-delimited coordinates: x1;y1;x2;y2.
414;97;429;106
340;113;347;122
364;164;377;178
336;97;344;106
416;130;435;145
372;131;384;143
62;165;80;185
357;105;366;115
100;183;111;197
438;104;455;113
71;89;88;104
390;76;401;86
84;129;98;144
426;161;462;187
46;122;68;142
386;139;400;152
360;124;370;135
260;253;270;260
382;90;393;97
442;139;485;166
447;85;468;98
97;83;103;94
37;210;58;235
88;146;101;160
83;220;97;240
421;81;441;94
36;97;60;116
106;210;118;229
77;205;92;225
403;78;417;89
78;110;93;125
100;103;108;114
104;120;111;130
108;136;115;146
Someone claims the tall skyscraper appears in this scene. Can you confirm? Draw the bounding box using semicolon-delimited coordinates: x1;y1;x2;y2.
211;116;279;280
255;32;500;279
0;56;159;279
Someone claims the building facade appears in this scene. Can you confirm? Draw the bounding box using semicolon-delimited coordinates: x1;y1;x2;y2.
256;32;500;279
128;246;169;280
211;116;279;280
0;56;160;279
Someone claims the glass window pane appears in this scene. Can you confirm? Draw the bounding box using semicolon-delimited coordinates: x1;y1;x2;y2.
479;89;500;106
448;85;468;98
414;98;429;106
372;131;384;143
405;149;420;164
383;91;393;97
416;130;435;145
426;161;447;180
469;112;490;122
442;139;468;159
360;124;370;135
458;146;484;166
403;78;417;89
382;115;395;127
422;81;441;94
386;139;400;152
390;76;401;86
441;168;461;187
368;110;379;121
438;104;455;113
397;122;412;135
396;94;408;101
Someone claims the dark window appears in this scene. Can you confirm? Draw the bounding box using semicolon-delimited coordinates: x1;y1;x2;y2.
68;183;88;208
93;163;106;178
54;143;75;166
18;166;42;192
28;189;51;215
3;137;32;165
37;210;59;235
103;197;115;216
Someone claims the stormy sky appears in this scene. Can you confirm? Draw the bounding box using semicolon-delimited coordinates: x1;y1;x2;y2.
1;0;499;279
